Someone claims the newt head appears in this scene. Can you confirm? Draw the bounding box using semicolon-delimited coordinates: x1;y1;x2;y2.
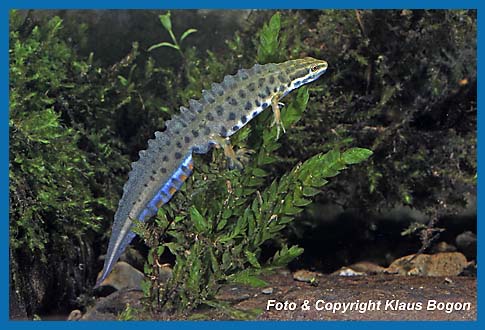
287;57;328;89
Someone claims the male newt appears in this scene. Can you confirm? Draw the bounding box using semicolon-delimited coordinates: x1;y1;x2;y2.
95;57;328;287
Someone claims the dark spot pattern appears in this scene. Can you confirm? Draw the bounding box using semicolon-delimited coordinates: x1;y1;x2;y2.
252;111;258;117
206;112;214;121
220;126;227;136
278;74;286;83
248;83;256;92
162;156;168;162
227;97;237;106
176;141;182;148
175;152;182;159
161;168;167;173
269;75;275;84
165;140;171;146
244;101;252;111
152;170;157;175
184;136;191;143
232;125;239;131
258;77;265;88
255;99;261;107
238;90;246;98
241;115;247;124
265;86;271;96
262;102;268;108
204;93;215;103
204;127;211;135
216;105;224;116
228;112;236;121
192;129;199;137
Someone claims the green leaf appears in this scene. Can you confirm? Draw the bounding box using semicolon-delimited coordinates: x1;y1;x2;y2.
257;12;282;63
302;186;321;197
252;168;268;177
245;251;261;268
268;245;304;268
147;42;179;52
190;206;208;233
228;270;267;287
164;242;180;255
180;28;197;42
217;217;228;231
269;12;281;33
342;148;373;164
282;87;310;127
293;197;312;207
159;12;172;33
117;75;128;86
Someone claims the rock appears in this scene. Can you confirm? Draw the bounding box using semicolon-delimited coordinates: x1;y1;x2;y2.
455;231;476;259
331;267;366;276
82;289;144;320
386;252;468;276
261;287;273;295
332;261;386;276
67;309;82;320
157;263;173;284
215;286;252;303
293;270;319;284
96;261;145;291
431;241;457;253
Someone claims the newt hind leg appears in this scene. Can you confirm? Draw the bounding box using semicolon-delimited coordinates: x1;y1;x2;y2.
209;134;254;170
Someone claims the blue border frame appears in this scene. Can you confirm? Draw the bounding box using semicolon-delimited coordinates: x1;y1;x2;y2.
2;0;481;329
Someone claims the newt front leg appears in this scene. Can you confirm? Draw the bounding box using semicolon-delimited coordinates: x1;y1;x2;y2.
270;92;286;139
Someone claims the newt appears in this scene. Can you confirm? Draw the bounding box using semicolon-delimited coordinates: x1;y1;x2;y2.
95;57;328;287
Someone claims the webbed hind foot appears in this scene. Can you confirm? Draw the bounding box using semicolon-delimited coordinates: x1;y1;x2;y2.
229;148;255;170
209;134;254;170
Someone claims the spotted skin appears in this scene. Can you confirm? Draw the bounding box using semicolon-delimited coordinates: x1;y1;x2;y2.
95;57;328;287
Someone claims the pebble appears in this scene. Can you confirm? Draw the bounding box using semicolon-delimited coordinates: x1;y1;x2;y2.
385;252;468;276
293;270;319;285
261;287;273;295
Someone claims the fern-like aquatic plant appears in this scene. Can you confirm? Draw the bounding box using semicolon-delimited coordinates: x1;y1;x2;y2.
139;12;373;316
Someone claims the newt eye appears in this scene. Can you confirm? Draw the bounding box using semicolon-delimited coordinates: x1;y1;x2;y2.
310;65;319;72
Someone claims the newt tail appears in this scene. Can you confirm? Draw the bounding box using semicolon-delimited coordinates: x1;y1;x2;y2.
95;57;328;287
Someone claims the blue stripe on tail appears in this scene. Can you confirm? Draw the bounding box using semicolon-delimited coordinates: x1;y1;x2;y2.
95;152;193;287
138;152;193;220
